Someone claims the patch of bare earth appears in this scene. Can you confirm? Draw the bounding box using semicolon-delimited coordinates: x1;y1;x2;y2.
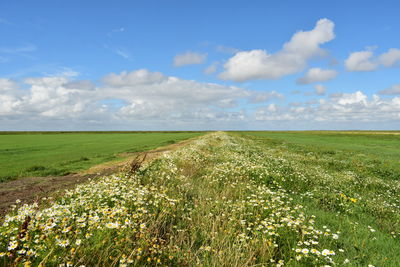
0;137;196;218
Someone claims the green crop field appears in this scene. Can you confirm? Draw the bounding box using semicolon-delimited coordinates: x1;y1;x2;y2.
0;132;204;182
1;131;400;266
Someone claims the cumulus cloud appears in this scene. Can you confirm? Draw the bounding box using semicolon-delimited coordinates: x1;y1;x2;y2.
0;78;18;91
314;84;326;95
102;69;166;87
345;48;400;71
297;68;338;84
378;84;400;95
249;91;284;103
219;18;335;82
1;69;284;129
334;91;367;105
345;51;377;71
100;70;250;119
173;52;207;67
2;69;399;130
64;80;95;90
255;91;400;124
22;77;97;117
379;48;400;67
0;76;99;118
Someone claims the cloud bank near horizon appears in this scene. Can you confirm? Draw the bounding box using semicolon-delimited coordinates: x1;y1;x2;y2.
0;68;399;130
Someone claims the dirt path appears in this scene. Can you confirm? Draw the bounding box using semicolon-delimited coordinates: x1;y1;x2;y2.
0;137;196;218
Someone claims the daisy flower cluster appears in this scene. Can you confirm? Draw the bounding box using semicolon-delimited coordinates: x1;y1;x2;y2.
1;173;179;265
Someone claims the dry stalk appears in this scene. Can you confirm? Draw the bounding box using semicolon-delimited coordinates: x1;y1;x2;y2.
127;153;147;176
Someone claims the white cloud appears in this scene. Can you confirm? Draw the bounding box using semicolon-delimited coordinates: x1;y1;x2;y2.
266;103;278;112
378;84;400;95
219;18;335;82
2;70;399;130
345;48;400;71
1;69;277;128
0;76;99;118
173;52;207;67
335;91;367;105
345;51;377;71
379;48;400;67
0;94;21;115
203;62;219;75
64;80;95;90
0;78;18;91
297;68;338;84
255;91;400;124
102;70;250;118
249;91;284;103
22;77;94;117
102;69;166;87
314;84;326;95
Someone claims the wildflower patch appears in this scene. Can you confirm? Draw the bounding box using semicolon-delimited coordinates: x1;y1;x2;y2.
0;132;397;266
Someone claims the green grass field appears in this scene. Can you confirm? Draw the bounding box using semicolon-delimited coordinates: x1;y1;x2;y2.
241;131;400;179
240;131;400;161
0;132;203;182
1;131;399;266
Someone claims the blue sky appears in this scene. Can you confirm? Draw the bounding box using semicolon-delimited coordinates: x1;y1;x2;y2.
0;0;399;130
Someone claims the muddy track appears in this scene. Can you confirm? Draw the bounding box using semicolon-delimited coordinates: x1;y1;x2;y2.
0;137;196;218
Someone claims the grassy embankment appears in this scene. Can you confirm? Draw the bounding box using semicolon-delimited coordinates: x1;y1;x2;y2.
0;132;204;182
1;131;399;266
